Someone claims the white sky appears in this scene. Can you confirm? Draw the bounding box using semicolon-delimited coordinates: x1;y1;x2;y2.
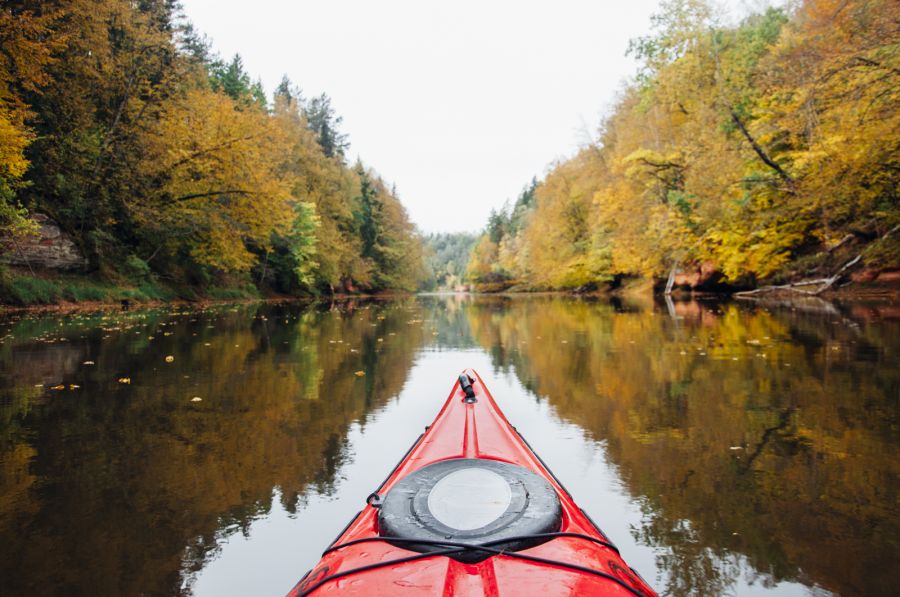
179;0;776;234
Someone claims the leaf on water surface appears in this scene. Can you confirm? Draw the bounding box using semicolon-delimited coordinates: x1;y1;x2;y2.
118;377;131;384
50;384;65;390
83;361;95;365
165;355;174;363
191;396;202;402
354;371;366;377
69;384;80;390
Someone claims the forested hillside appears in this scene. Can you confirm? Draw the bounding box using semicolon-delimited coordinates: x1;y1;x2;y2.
421;233;478;291
467;0;899;292
0;0;424;304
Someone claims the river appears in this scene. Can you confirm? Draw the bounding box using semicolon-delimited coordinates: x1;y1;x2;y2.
0;295;896;596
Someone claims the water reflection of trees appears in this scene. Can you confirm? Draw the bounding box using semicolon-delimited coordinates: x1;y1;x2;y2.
0;300;425;596
465;297;899;596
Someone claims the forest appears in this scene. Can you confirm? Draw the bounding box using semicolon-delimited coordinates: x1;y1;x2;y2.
0;0;426;304
466;0;899;292
421;233;478;291
1;0;897;304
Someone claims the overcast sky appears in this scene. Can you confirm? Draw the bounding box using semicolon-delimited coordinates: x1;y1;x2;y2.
180;0;774;234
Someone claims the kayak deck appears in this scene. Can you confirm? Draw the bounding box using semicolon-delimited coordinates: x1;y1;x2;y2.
288;369;656;596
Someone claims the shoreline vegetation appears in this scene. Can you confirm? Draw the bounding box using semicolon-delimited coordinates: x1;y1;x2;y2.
1;1;426;308
463;0;898;296
1;0;897;308
1;275;895;315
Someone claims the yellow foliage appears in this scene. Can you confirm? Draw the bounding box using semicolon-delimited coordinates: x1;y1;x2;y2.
137;87;294;272
0;107;30;180
473;0;898;287
0;7;63;236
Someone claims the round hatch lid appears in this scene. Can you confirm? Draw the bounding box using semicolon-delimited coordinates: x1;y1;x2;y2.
377;458;562;562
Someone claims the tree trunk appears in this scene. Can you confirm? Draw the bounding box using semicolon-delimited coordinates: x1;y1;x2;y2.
730;110;794;185
664;265;678;296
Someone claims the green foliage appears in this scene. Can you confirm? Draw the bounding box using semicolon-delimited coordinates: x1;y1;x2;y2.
209;54;267;110
305;93;349;160
0;275;61;305
0;272;173;306
204;285;260;301
422;233;478;290
487;209;508;244
124;255;152;282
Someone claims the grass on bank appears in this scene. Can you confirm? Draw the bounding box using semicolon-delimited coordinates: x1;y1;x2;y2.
0;265;269;307
0;272;173;306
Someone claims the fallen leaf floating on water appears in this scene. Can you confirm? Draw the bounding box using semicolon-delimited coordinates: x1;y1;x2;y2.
118;377;131;384
191;396;202;402
50;384;65;390
34;384;44;388
69;384;80;390
165;355;174;363
354;371;366;377
82;360;95;365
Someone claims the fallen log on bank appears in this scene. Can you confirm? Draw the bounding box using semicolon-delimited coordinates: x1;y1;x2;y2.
735;224;897;298
734;255;862;297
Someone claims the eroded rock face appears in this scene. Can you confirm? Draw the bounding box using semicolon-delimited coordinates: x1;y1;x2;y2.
673;261;723;290
1;213;88;270
851;267;900;284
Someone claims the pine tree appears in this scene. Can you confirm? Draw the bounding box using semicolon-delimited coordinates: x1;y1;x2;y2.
305;93;349;159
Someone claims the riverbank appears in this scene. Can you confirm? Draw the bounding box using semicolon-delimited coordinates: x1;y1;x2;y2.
4;266;898;312
0;268;277;310
0;268;425;312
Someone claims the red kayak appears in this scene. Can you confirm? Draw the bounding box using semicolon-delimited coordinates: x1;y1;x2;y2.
288;370;657;596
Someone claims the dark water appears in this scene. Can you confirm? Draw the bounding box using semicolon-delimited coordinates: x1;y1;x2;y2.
0;295;897;596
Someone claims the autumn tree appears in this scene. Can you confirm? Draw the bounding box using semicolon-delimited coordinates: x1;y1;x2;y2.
15;0;180;266
135;85;294;273
0;5;62;238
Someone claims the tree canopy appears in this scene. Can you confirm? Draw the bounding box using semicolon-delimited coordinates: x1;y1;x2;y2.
0;0;425;296
466;0;898;290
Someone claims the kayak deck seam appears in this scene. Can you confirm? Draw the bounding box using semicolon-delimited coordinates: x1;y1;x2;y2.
301;533;643;597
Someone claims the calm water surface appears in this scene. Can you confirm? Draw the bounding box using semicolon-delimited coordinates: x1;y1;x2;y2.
0;295;897;596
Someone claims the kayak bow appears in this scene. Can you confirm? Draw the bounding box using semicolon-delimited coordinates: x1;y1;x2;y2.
288;369;657;596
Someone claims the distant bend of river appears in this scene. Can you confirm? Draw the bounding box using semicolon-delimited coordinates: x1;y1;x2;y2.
0;295;897;596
